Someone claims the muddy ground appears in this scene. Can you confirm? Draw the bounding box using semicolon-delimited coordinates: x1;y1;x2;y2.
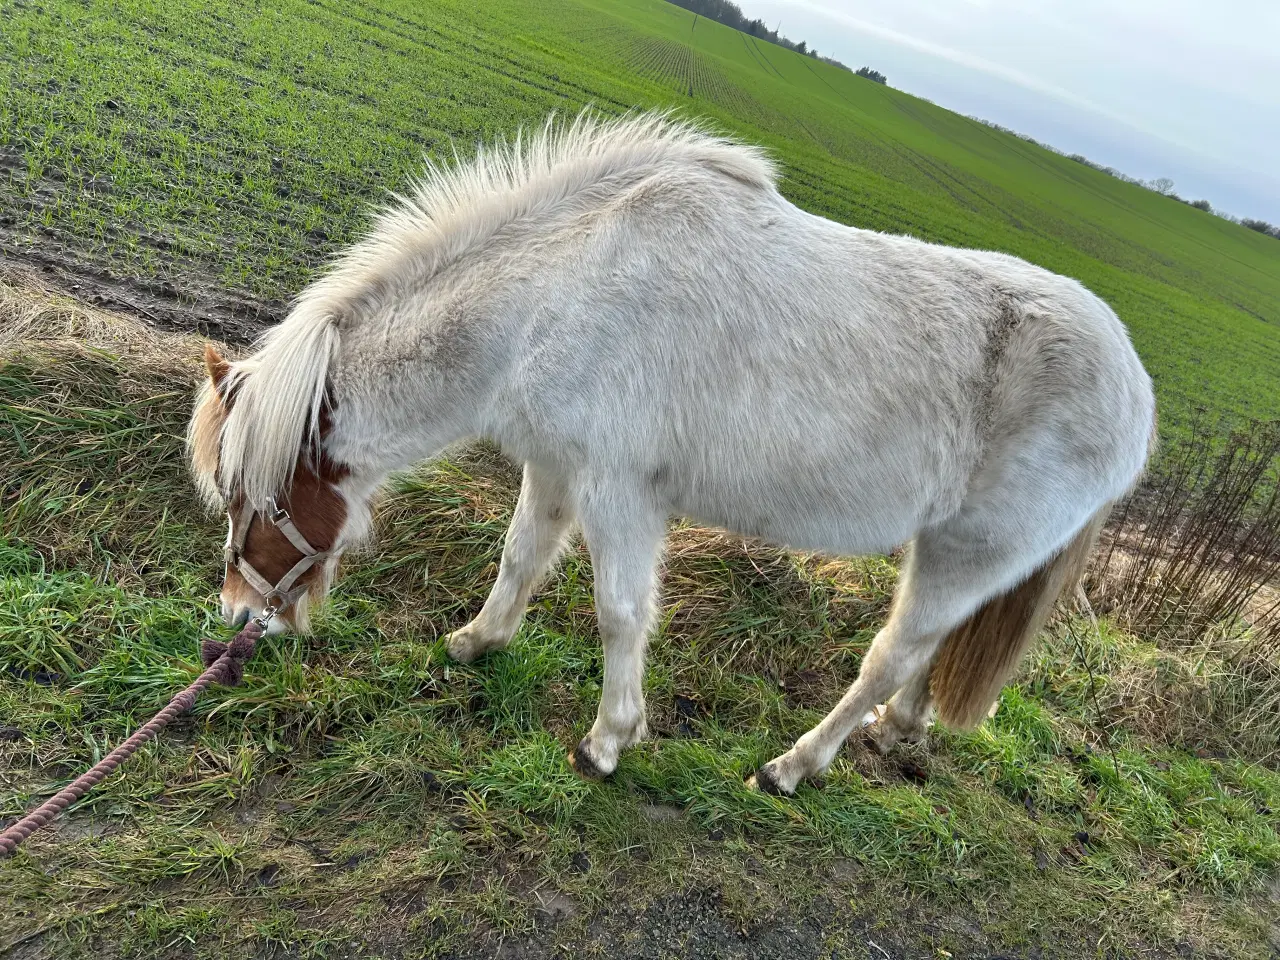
0;205;281;343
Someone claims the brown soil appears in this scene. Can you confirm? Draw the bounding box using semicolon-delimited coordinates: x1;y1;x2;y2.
0;228;282;343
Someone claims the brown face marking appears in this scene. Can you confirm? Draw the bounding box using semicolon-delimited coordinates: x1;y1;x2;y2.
223;428;350;627
196;343;350;628
226;455;347;582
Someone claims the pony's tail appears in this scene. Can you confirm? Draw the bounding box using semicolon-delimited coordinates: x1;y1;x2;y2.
929;505;1110;729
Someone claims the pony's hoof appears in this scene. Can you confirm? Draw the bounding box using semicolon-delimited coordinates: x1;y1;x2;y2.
568;739;610;780
869;727;928;756
746;763;791;796
866;706;930;756
444;623;506;664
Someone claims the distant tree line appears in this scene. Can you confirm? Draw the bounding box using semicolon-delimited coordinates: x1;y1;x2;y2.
855;67;887;84
969;116;1279;241
1240;218;1280;239
666;0;881;78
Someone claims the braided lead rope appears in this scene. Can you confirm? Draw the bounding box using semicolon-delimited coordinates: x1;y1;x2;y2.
0;618;266;858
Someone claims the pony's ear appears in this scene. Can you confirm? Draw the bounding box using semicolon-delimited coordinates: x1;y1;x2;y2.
204;344;232;396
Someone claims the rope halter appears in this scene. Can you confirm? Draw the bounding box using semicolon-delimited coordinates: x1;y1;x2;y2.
224;494;341;614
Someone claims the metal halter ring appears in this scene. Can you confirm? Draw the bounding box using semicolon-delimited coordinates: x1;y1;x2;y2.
252;604;279;630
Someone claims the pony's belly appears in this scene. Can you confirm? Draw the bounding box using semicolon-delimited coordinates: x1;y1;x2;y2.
667;481;919;558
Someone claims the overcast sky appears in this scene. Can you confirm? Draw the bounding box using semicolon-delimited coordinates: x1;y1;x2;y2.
739;0;1280;223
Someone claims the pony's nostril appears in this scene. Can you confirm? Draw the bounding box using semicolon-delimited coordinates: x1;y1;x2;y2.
229;607;250;628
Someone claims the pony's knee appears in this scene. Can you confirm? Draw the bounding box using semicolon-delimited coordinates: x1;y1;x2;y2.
597;600;651;643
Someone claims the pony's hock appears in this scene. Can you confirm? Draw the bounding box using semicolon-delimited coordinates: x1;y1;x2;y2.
175;109;1149;797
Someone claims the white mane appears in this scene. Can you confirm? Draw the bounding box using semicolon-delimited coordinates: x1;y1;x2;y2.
196;109;776;506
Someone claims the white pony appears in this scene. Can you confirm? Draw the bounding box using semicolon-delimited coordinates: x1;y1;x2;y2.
189;110;1155;795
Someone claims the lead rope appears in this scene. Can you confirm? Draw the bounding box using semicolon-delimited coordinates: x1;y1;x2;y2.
0;612;271;858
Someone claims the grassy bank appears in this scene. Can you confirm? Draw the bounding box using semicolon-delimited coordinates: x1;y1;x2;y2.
2;282;1278;957
3;0;1279;953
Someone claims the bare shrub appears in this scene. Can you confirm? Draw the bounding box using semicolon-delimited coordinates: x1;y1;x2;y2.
1087;415;1280;652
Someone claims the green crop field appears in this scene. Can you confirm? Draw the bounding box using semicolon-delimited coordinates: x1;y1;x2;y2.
3;0;1278;425
3;0;1280;957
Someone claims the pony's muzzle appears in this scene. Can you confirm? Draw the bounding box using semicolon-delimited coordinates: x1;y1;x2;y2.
224;603;292;635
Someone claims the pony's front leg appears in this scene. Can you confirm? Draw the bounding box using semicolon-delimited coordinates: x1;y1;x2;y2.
446;463;573;663
568;494;665;780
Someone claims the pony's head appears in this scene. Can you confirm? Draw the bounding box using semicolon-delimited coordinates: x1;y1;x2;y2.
188;342;370;634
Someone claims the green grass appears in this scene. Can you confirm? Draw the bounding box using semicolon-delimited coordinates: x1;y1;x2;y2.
3;333;1279;957
1;0;1278;432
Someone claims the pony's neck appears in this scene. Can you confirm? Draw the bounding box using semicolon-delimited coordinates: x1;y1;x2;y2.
321;266;531;482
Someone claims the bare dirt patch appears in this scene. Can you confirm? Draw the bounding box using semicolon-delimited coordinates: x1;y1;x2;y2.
0;238;280;342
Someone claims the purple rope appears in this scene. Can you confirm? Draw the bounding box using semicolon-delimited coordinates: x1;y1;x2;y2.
0;620;264;857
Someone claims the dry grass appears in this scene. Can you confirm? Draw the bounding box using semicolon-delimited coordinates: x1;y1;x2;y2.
1032;616;1280;762
0;265;226;368
1075;413;1280;760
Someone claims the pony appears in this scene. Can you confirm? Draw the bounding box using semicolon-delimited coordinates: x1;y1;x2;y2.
188;110;1155;795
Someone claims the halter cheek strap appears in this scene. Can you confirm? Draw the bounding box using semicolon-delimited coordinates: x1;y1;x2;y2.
224;495;342;612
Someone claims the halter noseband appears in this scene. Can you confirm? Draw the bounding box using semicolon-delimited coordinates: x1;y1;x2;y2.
224;495;341;614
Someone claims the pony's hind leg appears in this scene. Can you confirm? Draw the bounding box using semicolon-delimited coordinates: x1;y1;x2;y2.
749;497;1098;795
867;666;934;754
568;486;666;779
446;463;573;663
747;563;949;795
